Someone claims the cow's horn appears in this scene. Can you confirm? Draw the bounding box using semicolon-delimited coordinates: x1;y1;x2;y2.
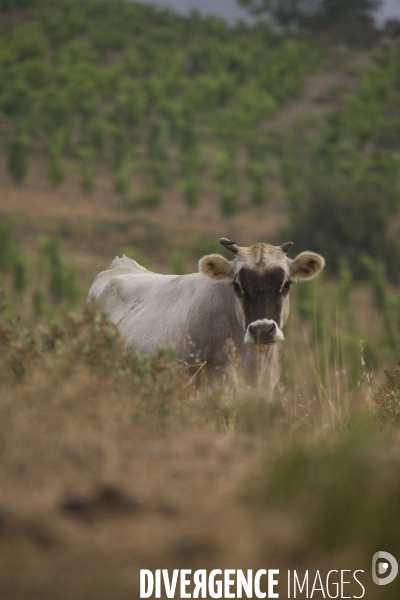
219;238;239;254
280;241;293;254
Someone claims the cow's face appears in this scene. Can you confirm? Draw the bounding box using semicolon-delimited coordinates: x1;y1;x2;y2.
199;239;325;346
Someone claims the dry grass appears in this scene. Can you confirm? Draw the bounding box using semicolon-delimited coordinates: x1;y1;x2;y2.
1;299;399;599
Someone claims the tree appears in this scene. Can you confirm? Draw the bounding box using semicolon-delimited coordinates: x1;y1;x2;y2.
283;174;400;282
0;0;35;10
239;0;319;28
239;0;381;41
312;0;381;44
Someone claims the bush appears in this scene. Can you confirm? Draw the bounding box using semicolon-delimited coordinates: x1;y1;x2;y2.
38;236;80;305
239;0;380;46
0;0;35;9
219;184;239;218
250;180;268;207
134;186;161;210
113;169;131;196
284;173;400;282
13;255;27;293
245;426;400;560
0;220;17;273
7;134;30;183
47;129;67;185
0;301;190;427
181;176;200;208
48;152;64;185
78;147;97;192
32;288;45;317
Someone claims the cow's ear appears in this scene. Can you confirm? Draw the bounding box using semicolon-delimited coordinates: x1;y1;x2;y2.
289;252;325;280
199;254;233;280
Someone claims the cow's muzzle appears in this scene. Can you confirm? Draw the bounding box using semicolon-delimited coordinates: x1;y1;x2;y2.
244;319;284;346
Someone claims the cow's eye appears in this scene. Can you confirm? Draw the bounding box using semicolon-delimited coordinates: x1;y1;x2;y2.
282;280;292;293
233;281;243;295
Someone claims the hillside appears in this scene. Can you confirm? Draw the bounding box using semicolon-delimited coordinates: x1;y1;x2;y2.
0;48;369;279
2;0;398;283
1;0;399;366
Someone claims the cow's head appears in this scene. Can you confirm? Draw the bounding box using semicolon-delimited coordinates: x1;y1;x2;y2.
199;239;325;346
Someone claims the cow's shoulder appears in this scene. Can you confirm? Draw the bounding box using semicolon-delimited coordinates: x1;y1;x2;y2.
87;256;152;305
106;255;152;275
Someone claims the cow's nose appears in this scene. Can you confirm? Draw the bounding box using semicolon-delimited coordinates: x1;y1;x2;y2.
249;322;275;337
244;319;284;345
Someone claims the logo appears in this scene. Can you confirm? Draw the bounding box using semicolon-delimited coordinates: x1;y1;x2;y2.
372;552;398;586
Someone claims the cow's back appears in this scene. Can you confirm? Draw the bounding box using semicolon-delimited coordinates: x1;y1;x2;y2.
87;256;241;362
88;256;154;324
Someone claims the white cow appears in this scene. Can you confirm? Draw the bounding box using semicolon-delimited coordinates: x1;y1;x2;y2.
87;239;325;396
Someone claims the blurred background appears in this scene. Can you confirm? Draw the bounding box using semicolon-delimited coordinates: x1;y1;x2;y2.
1;0;400;374
2;2;400;598
138;0;400;24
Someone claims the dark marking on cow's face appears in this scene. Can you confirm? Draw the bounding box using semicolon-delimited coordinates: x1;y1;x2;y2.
232;266;291;333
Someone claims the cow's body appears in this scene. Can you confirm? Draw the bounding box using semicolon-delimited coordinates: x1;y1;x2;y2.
88;240;324;397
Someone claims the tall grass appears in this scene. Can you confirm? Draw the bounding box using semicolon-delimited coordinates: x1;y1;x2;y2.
1;281;400;598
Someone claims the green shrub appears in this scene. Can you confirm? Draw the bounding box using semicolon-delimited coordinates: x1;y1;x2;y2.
7;134;30;183
181;176;200;208
0;301;183;386
361;256;397;350
150;161;168;188
38;236;80;305
250;180;268;207
0;220;17;273
284;173;399;281
0;0;35;9
219;184;239;218
245;426;400;559
47;129;67;185
78;147;96;192
32;289;45;318
12;255;27;294
48;153;64;185
134;186;161;210
148;121;168;163
113;169;131;196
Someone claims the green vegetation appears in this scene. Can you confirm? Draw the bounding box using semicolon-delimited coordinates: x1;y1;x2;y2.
0;221;82;321
1;0;400;280
282;45;400;282
239;0;380;45
243;423;400;595
2;215;400;389
0;0;319;211
0;302;187;422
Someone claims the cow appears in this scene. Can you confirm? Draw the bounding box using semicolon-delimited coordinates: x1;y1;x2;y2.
87;239;325;398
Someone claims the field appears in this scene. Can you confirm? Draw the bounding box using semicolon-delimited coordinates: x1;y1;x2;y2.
1;304;400;600
1;1;400;598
